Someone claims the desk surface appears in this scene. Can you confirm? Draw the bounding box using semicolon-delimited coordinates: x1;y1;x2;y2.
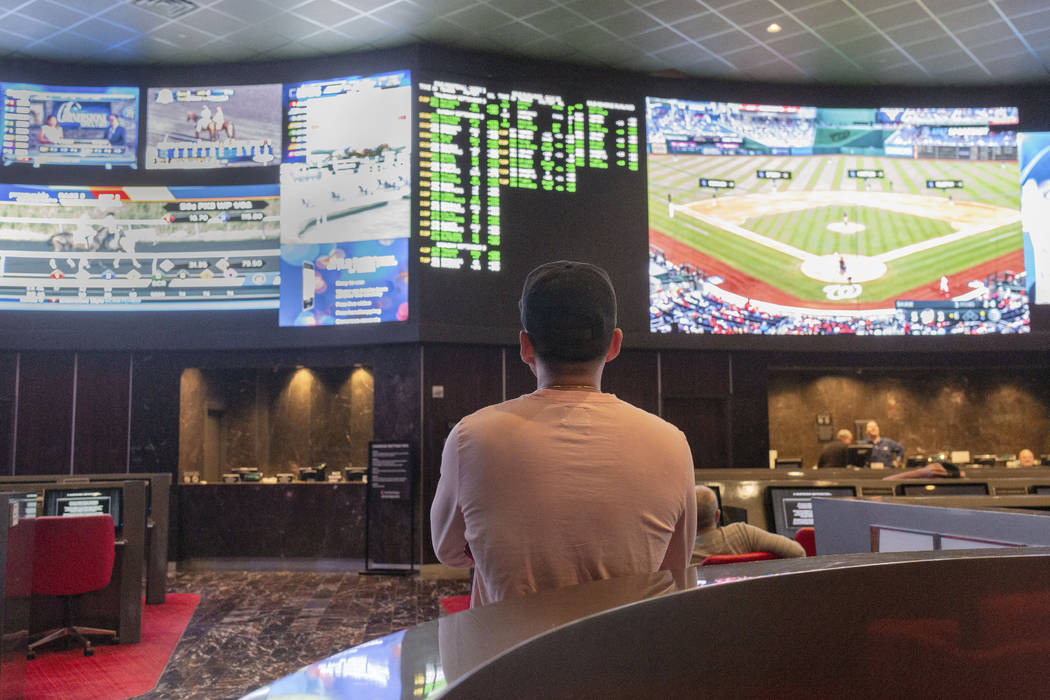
242;546;1050;699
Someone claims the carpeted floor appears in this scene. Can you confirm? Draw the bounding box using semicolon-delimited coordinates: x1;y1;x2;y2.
135;569;471;700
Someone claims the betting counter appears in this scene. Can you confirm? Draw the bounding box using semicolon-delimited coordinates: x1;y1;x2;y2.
242;547;1050;699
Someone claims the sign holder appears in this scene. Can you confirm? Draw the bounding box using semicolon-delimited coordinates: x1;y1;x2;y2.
362;441;416;576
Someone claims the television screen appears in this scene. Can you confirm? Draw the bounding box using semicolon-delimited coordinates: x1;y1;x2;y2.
280;70;411;327
1020;132;1050;304
413;75;645;333
647;101;1027;336
0;183;279;310
4;491;37;519
1;83;138;168
145;84;281;169
43;486;122;527
848;444;873;467
766;485;857;536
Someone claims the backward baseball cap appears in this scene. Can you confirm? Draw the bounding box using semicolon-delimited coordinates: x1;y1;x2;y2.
519;260;617;362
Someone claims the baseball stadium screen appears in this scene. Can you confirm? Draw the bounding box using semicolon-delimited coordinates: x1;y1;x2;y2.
1;83;138;168
1019;132;1050;305
279;70;412;327
647;100;1027;336
145;83;281;169
0;184;279;310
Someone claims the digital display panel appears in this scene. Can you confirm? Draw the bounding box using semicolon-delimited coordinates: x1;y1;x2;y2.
766;486;857;536
1020;132;1050;304
1;83;138;168
417;79;640;272
43;487;121;527
280;70;411;327
648;101;1027;336
145;83;281;169
0;184;279;309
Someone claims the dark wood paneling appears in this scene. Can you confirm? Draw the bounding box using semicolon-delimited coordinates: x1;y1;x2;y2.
73;352;131;474
661;397;729;469
661;351;730;398
421;344;503;563
604;349;658;414
15;352;74;475
0;353;16;476
129;353;181;477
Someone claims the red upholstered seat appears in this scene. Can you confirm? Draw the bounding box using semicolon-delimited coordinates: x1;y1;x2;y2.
700;551;778;566
29;515;117;658
440;594;471;614
794;527;817;557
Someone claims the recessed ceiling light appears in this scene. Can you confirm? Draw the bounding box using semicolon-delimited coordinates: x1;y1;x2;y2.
767;23;782;33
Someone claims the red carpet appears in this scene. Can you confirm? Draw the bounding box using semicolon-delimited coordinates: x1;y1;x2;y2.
24;594;200;700
440;594;471;614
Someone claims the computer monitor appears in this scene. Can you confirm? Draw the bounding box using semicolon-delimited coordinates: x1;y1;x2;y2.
847;445;872;468
3;491;37;519
765;486;857;537
43;486;122;528
898;483;989;496
774;457;803;469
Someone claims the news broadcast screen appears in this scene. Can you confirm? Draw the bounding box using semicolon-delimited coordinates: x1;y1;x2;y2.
1;83;138;168
1019;132;1050;305
647;100;1027;336
279;69;411;326
0;184;279;310
145;83;281;169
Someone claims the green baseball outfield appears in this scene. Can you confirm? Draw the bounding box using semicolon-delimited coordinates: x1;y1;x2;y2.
648;154;1023;310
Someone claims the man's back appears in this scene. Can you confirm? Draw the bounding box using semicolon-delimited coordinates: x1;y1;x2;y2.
431;388;696;606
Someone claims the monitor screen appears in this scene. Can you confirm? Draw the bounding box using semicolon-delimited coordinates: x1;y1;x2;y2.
1;83;138;168
848;444;873;467
279;70;412;327
4;491;37;519
647;101;1027;336
1031;486;1050;495
43;487;121;527
766;485;857;536
0;183;279;310
145;83;281;169
413;73;645;333
899;482;990;496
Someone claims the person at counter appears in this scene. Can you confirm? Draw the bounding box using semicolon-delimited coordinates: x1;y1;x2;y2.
863;421;905;468
1017;449;1036;468
431;261;696;607
818;429;852;468
691;486;804;564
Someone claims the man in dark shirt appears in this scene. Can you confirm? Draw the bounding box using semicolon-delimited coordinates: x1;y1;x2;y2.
818;429;852;468
864;421;905;468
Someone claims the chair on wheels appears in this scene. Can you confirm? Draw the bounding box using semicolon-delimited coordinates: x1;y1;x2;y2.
700;551;778;566
28;514;117;658
794;527;817;557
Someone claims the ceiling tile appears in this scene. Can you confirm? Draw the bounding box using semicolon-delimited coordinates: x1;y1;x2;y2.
631;26;690;53
863;3;931;29
342;0;402;11
699;29;758;56
248;11;326;40
293;28;358;53
484;0;556;19
919;50;977;75
221;25;297;53
918;0;982;13
718;1;783;27
954;22;1019;47
725;44;780;70
813;17;875;42
563;0;635;21
642;0;712;25
650;42;709;64
369;1;432;28
673;12;731;39
68;18;138;45
51;0;130;13
99;5;172;33
835;32;893;57
938;5;1004;33
900;36;961;61
968;36;1028;62
176;8;250;36
769;32;821;56
598;8;664;37
523;6;590;34
16;0;86;27
292;0;365;27
1014;11;1050;32
332;14;394;41
2;12;61;40
889;20;949;47
792;1;858;29
741;15;805;40
996;0;1049;17
981;50;1047;76
209;0;282;21
489;20;549;45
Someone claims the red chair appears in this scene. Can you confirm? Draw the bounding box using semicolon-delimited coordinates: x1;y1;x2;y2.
700;551;778;566
28;515;117;658
794;527;817;557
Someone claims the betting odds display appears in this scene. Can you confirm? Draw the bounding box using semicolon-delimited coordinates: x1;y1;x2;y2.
417;79;639;273
0;184;279;310
1;83;138;168
145;84;281;169
279;70;412;326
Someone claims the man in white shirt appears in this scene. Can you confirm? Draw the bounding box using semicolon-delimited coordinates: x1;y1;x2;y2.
431;261;696;606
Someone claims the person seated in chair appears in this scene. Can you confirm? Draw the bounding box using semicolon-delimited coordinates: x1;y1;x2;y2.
691;486;805;566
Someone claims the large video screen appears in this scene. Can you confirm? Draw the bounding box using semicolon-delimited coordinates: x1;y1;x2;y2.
279;70;411;326
0;184;279;309
1020;132;1050;304
647;101;1027;336
145;84;281;169
1;83;138;168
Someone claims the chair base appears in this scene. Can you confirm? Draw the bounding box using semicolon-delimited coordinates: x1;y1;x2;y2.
28;625;117;658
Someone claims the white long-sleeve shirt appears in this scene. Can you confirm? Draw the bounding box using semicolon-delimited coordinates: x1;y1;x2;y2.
431;388;696;607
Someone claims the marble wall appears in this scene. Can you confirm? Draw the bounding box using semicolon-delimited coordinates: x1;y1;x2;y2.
179;366;374;481
769;368;1050;468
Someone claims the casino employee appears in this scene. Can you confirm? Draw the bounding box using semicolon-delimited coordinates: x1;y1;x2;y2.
431;261;696;607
